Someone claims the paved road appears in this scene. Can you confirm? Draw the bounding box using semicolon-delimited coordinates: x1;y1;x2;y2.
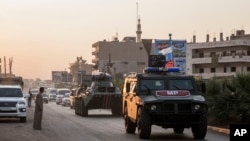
0;101;229;141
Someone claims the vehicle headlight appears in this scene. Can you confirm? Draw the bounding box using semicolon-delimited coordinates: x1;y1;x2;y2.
194;104;201;111
150;105;157;111
17;101;26;106
193;95;205;102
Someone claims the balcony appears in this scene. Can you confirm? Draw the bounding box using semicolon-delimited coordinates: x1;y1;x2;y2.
218;56;250;63
191;57;211;64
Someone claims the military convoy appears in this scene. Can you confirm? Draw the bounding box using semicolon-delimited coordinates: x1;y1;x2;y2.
74;72;122;116
121;55;208;139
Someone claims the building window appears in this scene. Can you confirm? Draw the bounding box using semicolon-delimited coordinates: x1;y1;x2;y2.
211;68;216;73
199;53;204;58
247;67;250;72
210;52;216;57
247;51;250;56
231;67;236;72
223;51;227;56
231;51;236;57
137;62;145;65
224;67;227;73
199;68;204;73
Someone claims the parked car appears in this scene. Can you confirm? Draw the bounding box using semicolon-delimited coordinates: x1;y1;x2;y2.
62;93;70;107
56;88;70;105
42;94;49;104
0;85;27;122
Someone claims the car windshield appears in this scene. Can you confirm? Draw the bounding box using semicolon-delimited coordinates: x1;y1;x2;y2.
140;79;165;91
168;79;194;90
0;88;23;97
58;90;70;95
50;90;57;93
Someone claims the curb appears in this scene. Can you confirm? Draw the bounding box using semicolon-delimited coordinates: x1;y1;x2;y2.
208;126;230;135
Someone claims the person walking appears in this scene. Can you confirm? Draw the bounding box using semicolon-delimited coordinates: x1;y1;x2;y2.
33;87;44;130
28;88;32;107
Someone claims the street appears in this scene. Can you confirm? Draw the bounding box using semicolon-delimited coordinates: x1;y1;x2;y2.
0;101;229;141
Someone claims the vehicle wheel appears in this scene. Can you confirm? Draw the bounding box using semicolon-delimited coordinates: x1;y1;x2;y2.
192;114;207;139
20;117;26;123
124;106;136;134
137;107;151;139
173;128;184;134
82;100;88;116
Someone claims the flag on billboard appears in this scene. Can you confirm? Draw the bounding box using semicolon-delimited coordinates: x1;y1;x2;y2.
154;39;187;74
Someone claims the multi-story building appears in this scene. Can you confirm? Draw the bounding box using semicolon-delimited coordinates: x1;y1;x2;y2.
92;37;149;75
187;30;250;79
92;18;152;75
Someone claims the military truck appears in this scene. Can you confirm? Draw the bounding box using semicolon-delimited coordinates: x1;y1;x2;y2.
121;55;207;139
74;72;122;116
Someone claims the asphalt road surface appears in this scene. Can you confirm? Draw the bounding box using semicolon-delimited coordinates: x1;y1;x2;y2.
0;101;229;141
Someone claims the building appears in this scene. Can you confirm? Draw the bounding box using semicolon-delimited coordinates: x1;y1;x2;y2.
92;18;151;75
187;30;250;79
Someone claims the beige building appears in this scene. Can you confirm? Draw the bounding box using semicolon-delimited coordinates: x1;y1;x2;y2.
187;30;250;79
91;18;153;75
92;38;150;75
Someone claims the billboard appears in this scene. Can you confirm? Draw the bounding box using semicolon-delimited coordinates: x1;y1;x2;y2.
154;39;187;73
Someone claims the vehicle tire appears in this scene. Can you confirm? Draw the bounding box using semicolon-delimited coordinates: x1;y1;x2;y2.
137;107;151;139
173;128;184;134
82;100;88;116
20;117;26;123
124;106;136;134
192;114;207;139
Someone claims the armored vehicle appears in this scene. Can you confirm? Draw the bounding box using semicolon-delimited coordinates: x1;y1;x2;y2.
74;72;121;116
122;55;207;139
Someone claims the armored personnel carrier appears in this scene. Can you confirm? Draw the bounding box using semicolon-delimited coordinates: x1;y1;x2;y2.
122;55;207;139
74;72;121;116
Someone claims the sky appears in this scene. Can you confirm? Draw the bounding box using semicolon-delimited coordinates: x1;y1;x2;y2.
1;0;250;80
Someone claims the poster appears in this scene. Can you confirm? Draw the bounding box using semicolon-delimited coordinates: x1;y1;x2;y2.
154;39;187;73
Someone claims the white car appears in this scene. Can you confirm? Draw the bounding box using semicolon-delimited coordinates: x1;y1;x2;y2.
47;88;57;101
61;93;70;107
0;85;27;122
56;88;70;105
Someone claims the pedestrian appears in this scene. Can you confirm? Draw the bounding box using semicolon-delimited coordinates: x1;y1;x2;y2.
28;88;32;107
33;87;44;130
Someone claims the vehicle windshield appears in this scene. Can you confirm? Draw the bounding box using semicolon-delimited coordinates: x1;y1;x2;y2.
168;79;194;90
58;90;70;95
0;88;23;97
140;79;165;91
50;90;57;93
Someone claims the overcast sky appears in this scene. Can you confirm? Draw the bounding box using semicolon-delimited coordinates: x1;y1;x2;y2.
1;0;250;80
